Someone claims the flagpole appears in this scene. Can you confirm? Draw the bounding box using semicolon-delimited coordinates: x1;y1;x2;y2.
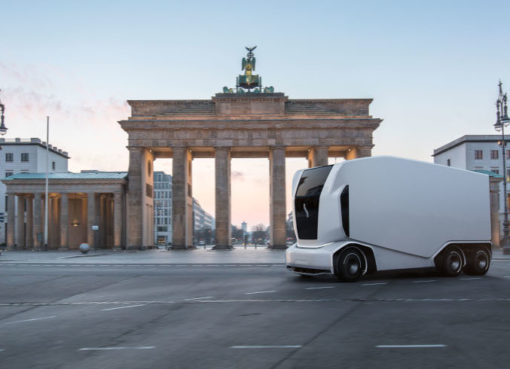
44;116;49;250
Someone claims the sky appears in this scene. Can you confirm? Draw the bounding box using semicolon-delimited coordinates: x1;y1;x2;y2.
2;0;510;228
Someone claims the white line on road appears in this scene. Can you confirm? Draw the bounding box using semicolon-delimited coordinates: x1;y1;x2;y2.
0;349;4;352
184;296;213;301
305;286;335;290
230;345;302;349
376;344;446;348
245;290;277;295
102;304;146;311
362;282;388;286
460;277;482;281
412;280;437;284
3;315;56;325
79;346;155;351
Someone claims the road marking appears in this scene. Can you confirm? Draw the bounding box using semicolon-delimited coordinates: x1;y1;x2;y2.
0;349;4;352
230;345;302;349
79;346;155;351
3;315;56;325
245;290;277;295
362;282;388;286
102;304;146;311
460;277;481;281
305;286;335;290
412;280;437;284
184;296;213;301
376;344;446;348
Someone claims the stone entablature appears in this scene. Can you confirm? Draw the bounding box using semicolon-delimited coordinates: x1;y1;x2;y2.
120;95;380;161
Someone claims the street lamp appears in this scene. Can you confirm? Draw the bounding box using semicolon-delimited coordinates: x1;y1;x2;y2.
494;81;510;254
0;95;7;136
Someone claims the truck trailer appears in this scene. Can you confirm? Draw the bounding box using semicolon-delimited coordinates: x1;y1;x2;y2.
286;156;492;281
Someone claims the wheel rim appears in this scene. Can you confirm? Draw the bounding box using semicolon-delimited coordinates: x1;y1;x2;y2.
449;251;462;272
345;253;361;276
476;251;488;270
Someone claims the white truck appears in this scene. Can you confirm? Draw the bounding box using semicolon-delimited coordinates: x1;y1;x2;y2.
286;156;492;281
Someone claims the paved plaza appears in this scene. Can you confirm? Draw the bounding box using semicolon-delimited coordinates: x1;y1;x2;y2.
1;249;510;368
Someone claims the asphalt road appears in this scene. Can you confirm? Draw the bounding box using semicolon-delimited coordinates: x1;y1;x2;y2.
1;261;510;369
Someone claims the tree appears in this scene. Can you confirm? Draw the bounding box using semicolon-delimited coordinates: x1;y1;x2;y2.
251;224;267;245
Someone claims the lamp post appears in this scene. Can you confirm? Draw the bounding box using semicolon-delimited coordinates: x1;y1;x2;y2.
0;94;7;136
494;81;510;254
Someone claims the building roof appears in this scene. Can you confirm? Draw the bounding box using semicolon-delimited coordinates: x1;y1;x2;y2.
473;169;504;178
433;135;505;157
0;137;70;158
4;172;127;181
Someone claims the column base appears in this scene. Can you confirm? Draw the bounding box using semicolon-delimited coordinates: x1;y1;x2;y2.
213;244;233;250
268;244;288;250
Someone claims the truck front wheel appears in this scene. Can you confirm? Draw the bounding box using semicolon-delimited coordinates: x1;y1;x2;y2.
335;247;366;282
464;248;490;275
438;247;464;277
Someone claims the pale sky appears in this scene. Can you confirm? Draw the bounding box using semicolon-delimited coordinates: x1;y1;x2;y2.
2;0;510;228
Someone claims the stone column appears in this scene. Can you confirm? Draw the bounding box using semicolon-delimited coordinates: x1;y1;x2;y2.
16;196;25;249
26;196;34;249
126;147;143;248
60;194;68;249
87;192;95;247
33;193;42;249
346;146;372;160
113;192;122;249
308;146;329;168
214;147;232;249
6;194;15;249
172;146;193;248
269;147;287;249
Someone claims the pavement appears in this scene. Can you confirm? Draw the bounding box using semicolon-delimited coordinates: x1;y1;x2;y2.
0;246;287;265
1;256;510;368
0;246;509;265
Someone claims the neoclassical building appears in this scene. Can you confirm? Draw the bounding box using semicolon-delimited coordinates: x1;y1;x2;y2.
3;172;126;250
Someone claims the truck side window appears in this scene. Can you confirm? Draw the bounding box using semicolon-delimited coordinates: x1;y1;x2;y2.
341;185;350;237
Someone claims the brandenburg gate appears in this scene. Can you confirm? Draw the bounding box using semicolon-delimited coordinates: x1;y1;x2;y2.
119;47;382;249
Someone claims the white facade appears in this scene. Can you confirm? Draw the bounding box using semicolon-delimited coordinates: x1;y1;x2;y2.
433;135;507;231
0;138;69;244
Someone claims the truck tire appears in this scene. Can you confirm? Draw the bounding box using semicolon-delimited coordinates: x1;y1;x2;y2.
335;247;366;282
464;248;490;276
438;247;464;277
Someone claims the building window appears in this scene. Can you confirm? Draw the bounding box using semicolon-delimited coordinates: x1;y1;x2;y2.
491;168;500;174
507;150;510;159
474;150;483;160
21;153;29;162
491;150;499;160
52;161;56;170
5;171;13;178
446;159;451;166
5;153;13;162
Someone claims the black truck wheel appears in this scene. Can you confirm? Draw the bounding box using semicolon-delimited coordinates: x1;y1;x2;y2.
464;248;490;276
335;247;366;282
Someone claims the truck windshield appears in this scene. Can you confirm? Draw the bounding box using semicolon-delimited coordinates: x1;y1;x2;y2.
295;165;333;239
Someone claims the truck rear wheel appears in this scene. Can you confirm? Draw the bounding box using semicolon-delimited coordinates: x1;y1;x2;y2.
335;247;366;282
464;248;490;275
438;247;464;277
